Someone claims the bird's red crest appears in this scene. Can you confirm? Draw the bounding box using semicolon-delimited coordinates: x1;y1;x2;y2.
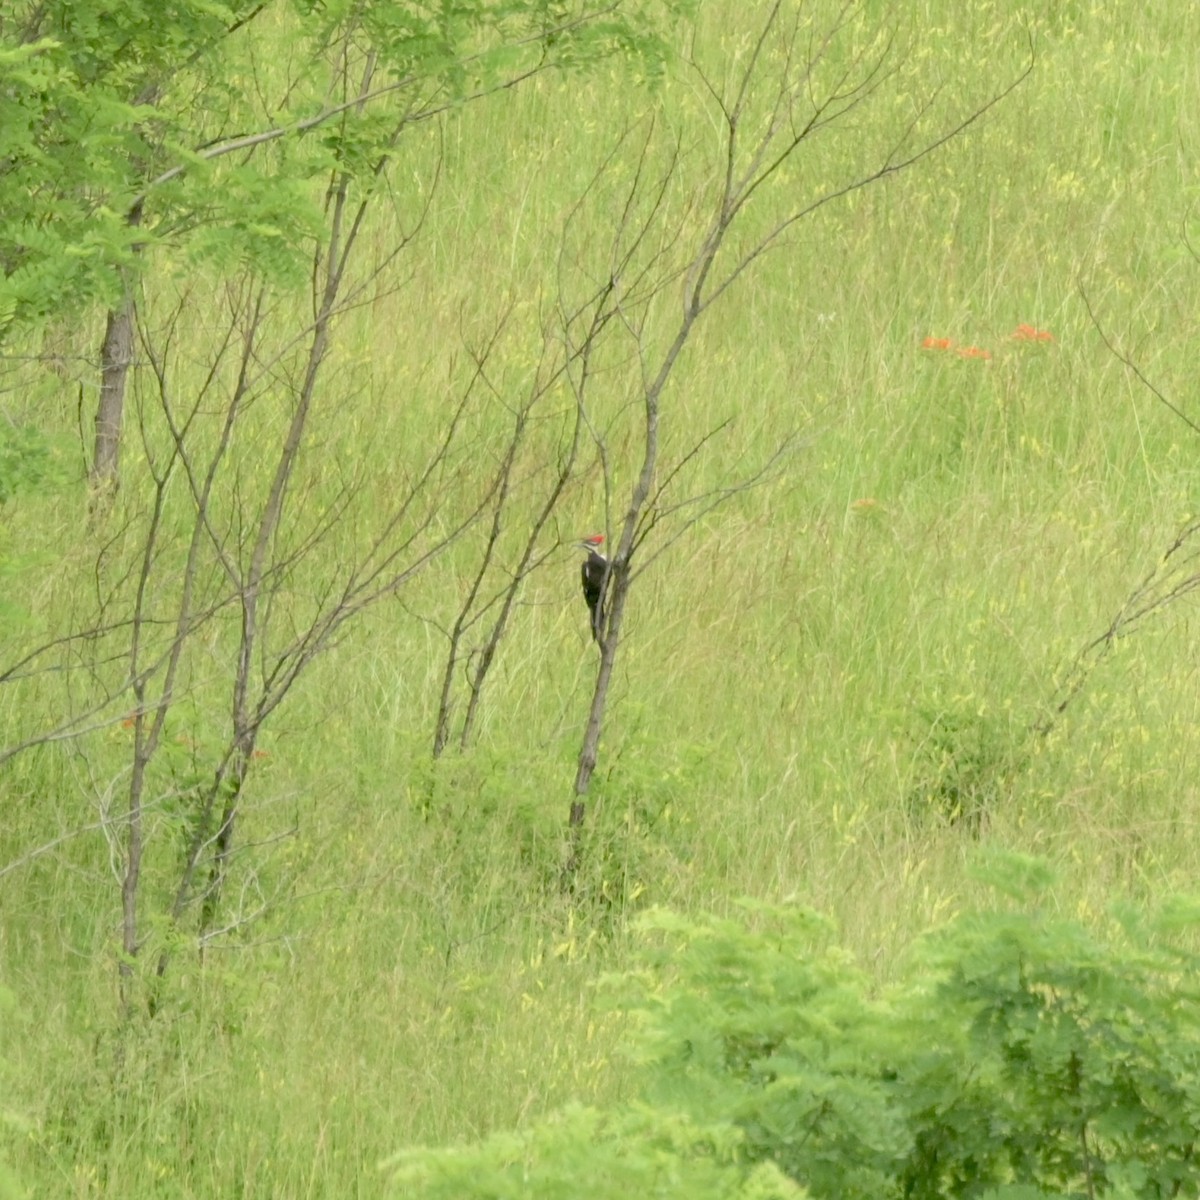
583;534;604;546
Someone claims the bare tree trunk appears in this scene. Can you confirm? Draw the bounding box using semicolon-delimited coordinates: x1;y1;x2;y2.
570;576;624;815
92;200;145;500
92;291;135;494
119;715;148;1018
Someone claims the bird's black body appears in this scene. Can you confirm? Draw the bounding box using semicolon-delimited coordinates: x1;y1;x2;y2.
577;537;608;642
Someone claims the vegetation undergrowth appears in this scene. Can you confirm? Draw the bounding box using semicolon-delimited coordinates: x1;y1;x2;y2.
2;0;1200;1195
392;854;1200;1198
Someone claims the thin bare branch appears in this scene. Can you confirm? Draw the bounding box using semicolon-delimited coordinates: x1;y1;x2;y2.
135;6;623;205
1080;286;1200;438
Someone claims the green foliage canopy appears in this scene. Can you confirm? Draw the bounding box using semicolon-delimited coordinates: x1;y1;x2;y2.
0;0;686;339
393;861;1200;1198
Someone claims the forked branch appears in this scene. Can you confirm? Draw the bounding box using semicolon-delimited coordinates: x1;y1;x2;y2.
562;2;1034;873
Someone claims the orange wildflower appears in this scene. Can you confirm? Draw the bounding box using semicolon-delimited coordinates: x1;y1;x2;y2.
921;336;953;350
1012;324;1053;342
956;345;991;360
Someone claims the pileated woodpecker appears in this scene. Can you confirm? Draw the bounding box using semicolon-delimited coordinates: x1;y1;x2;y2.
576;534;607;641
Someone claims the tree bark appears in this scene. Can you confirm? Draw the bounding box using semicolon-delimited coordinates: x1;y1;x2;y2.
92;291;135;494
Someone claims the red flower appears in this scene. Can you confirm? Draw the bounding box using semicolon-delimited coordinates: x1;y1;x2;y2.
1012;324;1053;342
921;336;953;350
956;345;991;360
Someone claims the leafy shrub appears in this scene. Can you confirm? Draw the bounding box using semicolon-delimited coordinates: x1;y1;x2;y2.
906;700;1027;829
0;421;66;504
391;856;1200;1198
387;1103;805;1200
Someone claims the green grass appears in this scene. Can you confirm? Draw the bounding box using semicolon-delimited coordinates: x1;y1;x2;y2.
4;0;1200;1193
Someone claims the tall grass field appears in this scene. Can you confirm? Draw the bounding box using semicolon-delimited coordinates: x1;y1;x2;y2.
3;0;1200;1194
